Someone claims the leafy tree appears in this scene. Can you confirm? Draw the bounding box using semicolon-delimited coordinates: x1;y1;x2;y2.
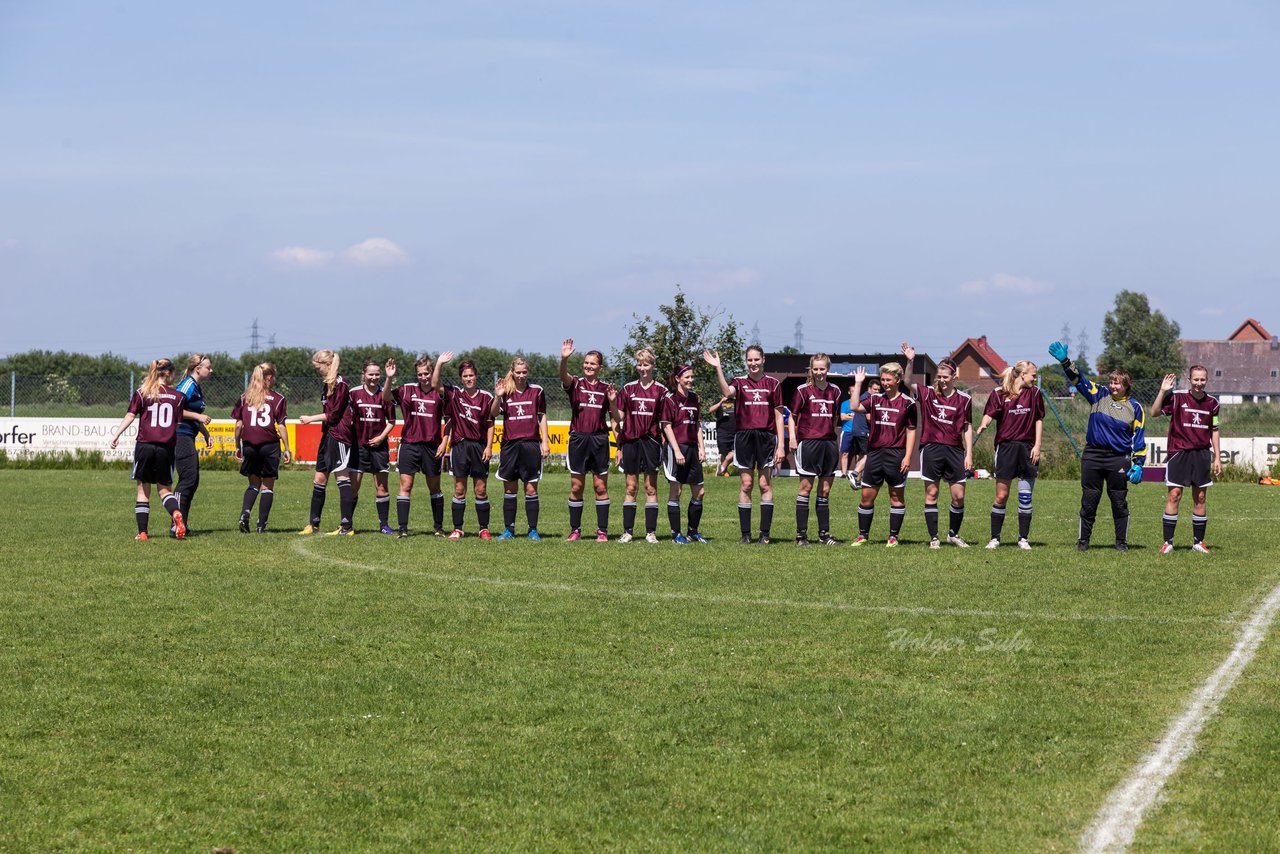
612;287;745;396
0;350;143;375
1097;290;1185;379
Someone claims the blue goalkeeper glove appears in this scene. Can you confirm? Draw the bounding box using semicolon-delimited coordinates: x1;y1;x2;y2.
1048;340;1069;363
1127;463;1143;485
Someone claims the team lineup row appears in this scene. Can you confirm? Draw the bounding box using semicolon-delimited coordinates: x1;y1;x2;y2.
109;340;1222;553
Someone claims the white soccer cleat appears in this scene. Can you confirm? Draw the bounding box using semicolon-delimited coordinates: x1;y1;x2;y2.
1017;538;1032;550
618;532;634;543
929;538;940;550
985;538;1000;549
947;535;970;548
645;532;659;544
1192;541;1210;554
1160;541;1174;555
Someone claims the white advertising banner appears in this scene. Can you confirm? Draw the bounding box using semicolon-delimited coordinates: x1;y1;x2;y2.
0;417;138;461
1143;437;1280;473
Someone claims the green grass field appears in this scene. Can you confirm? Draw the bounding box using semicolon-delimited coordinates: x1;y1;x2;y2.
3;471;1279;851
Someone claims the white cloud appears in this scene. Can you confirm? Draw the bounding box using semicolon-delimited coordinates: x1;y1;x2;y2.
342;237;410;267
270;237;409;270
958;273;1055;296
271;246;335;268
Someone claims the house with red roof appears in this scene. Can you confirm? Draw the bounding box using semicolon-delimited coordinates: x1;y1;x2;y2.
1180;318;1280;403
948;336;1008;392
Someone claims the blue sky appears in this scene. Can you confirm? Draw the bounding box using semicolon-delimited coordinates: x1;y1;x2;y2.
2;1;1276;366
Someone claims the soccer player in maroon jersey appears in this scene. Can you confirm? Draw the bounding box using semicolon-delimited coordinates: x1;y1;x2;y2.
791;354;843;546
439;357;495;538
560;339;614;541
704;345;785;544
848;363;918;546
660;364;707;544
232;362;292;533
491;357;551;540
610;348;668;542
901;343;974;548
109;358;210;540
384;353;450;539
975;361;1044;550
297;349;357;535
346;359;397;534
1150;367;1222;553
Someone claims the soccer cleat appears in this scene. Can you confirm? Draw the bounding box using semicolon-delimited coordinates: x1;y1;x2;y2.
846;472;859;489
851;535;869;546
238;515;250;534
433;528;446;538
739;534;752;545
397;530;410;540
756;535;771;546
947;535;970;548
929;538;941;550
1192;541;1210;554
325;527;354;537
171;510;186;541
256;525;267;534
986;538;1000;549
672;533;690;544
478;529;492;540
689;533;709;543
1114;542;1129;553
567;529;581;542
448;528;464;540
1017;538;1032;550
886;536;899;548
796;535;811;547
1077;542;1089;552
527;529;542;541
379;524;395;536
645;532;659;544
619;532;634;543
497;529;516;540
298;524;318;535
818;533;841;546
1160;541;1174;555
134;532;148;541
169;526;177;538
596;530;609;542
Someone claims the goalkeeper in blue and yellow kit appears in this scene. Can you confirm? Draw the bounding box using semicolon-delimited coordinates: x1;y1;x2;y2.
1048;341;1147;551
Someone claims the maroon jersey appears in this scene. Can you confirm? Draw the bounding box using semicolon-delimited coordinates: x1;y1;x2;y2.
984;387;1044;444
393;383;450;445
565;376;611;434
660;390;702;445
322;376;354;444
232;391;287;445
1161;390;1219;453
447;387;494;443
918;387;972;447
350;386;395;446
791;383;842;441
616;379;667;441
865;392;918;449
127;386;185;446
497;384;546;443
732;374;783;431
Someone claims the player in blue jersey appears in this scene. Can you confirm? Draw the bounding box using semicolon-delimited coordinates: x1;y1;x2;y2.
1049;341;1147;551
174;353;213;534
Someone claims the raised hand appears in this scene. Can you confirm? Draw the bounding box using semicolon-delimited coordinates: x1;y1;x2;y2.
384;358;396;380
1161;373;1177;392
900;341;915;363
1048;340;1069;363
561;338;575;360
701;350;721;369
437;351;455;365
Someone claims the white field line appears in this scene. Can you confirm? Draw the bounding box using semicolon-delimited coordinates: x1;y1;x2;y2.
291;540;1238;627
1080;577;1280;853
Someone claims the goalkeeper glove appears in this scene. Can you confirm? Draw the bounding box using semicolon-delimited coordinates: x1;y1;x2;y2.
1048;340;1069;363
1127;464;1143;485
